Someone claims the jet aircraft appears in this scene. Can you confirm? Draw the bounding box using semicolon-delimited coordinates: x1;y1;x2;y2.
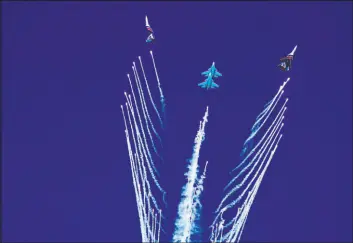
278;45;297;71
145;16;155;43
198;62;222;89
201;62;222;78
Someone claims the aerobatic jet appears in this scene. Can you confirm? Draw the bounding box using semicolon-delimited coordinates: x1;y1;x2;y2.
198;62;222;90
201;62;222;78
145;15;155;43
278;45;298;71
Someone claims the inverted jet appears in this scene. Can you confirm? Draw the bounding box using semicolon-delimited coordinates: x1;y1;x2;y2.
145;15;155;43
278;45;297;71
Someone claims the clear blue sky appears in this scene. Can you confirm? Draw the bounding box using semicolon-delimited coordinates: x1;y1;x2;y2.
2;2;352;242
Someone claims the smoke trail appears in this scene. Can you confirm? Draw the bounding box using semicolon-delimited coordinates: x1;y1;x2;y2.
225;100;288;190
232;77;290;173
173;107;209;243
121;50;167;242
190;161;209;240
122;98;164;242
210;78;290;243
132;63;163;159
150;50;166;119
138;56;164;128
133;62;163;145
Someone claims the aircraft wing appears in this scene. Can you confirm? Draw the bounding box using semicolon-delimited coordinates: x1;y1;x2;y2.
201;70;210;76
214;70;222;78
211;82;219;88
198;81;208;88
146;33;154;43
277;63;286;71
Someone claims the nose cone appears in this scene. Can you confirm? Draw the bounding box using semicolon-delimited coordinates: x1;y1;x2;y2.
212;62;215;66
289;45;298;56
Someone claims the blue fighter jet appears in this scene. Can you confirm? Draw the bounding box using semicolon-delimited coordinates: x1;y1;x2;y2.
201;62;222;78
198;62;222;89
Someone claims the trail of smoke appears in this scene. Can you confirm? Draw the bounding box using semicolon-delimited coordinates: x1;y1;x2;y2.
121;51;167;243
231;78;290;173
150;50;166;116
254;84;283;124
127;75;160;176
133;63;163;148
173;107;209;243
124;96;163;242
131;66;163;165
239;95;276;161
224;102;287;191
125;93;165;204
216;114;284;213
125;102;153;241
213;110;284;231
138;56;164;127
216;117;284;214
131;69;161;154
252;77;290;138
226;103;287;193
126;103;156;241
121;105;148;241
212;132;283;243
229;135;283;243
190;161;209;239
210;79;290;243
212;119;284;234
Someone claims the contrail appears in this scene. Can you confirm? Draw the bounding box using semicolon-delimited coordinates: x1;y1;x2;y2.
138;56;164;128
210;78;290;243
133;61;163;145
121;49;292;243
173;107;209;243
120;50;167;242
232;78;290;173
190;161;209;238
132;63;163;157
122;99;164;242
225;99;288;190
150;50;166;118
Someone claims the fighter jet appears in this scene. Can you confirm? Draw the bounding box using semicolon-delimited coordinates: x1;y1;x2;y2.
278;45;298;71
145;16;155;43
198;73;220;89
201;62;222;78
198;62;222;89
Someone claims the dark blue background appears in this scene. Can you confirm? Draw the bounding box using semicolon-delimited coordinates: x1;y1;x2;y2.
2;2;352;242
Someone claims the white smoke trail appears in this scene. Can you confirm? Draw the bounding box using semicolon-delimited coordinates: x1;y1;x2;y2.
231;78;290;174
216;114;285;213
225;99;288;191
150;50;166;116
122;99;163;242
125;92;165;196
133;62;163;147
190;161;209;236
127;73;160;175
173;107;209;243
120;51;167;242
131;64;163;162
210;78;290;243
138;56;164;127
